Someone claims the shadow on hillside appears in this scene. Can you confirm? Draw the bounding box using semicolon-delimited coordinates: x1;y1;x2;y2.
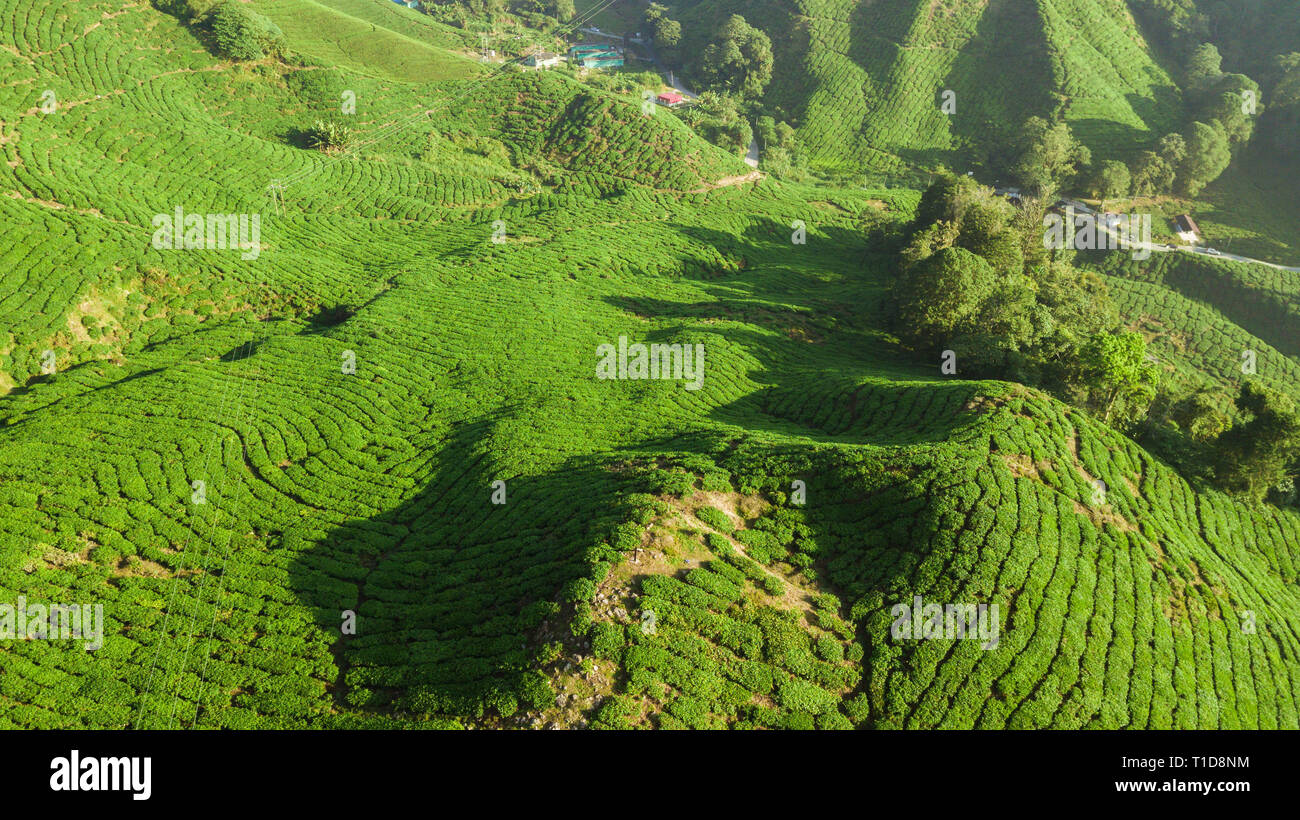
283;127;322;152
603;217;986;444
846;0;914;77
285;420;647;721
1069;117;1156;159
276;211;994;727
942;0;1055;171
1127;86;1183;135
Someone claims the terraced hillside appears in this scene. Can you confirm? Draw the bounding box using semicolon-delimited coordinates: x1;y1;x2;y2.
1091;250;1300;402
1;0;1298;731
674;0;1182;173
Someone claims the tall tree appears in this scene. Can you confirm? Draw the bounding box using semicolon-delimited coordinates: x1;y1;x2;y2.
1076;332;1159;427
895;246;999;339
1186;42;1223;88
1009;117;1090;198
1214;382;1300;501
1090;160;1131;206
698;15;773;100
1129;150;1176;196
1177;120;1231;196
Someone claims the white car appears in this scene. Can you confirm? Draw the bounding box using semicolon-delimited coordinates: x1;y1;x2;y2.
1207;248;1222;256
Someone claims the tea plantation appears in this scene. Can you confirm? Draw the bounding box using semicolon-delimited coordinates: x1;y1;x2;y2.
672;0;1182;174
0;0;1298;730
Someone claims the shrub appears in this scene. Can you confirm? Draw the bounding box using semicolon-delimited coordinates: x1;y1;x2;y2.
695;506;734;533
589;622;626;660
777;678;838;715
562;577;596;603
206;1;285;61
517;672;554;711
760;575;784;596
304;120;354;153
591;695;640;730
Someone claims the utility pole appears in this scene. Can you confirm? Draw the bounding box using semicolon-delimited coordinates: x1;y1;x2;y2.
266;179;286;217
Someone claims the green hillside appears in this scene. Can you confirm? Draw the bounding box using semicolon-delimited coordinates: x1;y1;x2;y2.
247;0;481;81
671;0;1181;173
1;0;1298;731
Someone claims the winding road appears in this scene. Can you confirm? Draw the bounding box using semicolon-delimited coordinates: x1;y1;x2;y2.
1053;198;1300;272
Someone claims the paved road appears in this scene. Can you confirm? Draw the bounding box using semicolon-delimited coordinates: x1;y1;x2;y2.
1139;243;1299;271
1043;197;1300;271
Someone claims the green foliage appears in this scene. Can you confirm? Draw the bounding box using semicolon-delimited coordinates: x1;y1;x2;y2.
696;15;772;100
154;0;220;20
1073;331;1161;429
1213;382;1300;501
1009;117;1091;198
894;175;1119;386
206;1;285;61
1187;43;1223;88
590;693;639;730
304;119;353;152
674;91;752;156
897;246;999;338
564;577;597;604
644;3;682;65
694;506;734;534
2;0;1299;735
1178;120;1232;196
1170;389;1233;443
1089;160;1131;204
1129;149;1177;197
589;622;626;660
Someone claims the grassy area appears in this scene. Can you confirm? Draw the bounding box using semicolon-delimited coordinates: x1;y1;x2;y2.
573;0;645;34
1;0;1299;730
250;0;483;81
672;0;1179;175
1193;148;1300;266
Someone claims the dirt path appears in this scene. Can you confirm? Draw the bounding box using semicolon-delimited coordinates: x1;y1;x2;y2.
690;169;763;193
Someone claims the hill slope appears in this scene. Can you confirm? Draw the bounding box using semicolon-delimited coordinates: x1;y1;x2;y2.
673;0;1182;173
0;0;1298;730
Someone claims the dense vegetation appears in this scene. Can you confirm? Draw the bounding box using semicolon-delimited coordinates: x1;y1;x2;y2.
0;0;1296;732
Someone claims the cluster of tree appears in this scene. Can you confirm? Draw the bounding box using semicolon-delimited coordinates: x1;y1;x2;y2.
1005;42;1269;201
1126;0;1300;167
675;91;752;155
1260;52;1300;160
511;0;574;22
755;115;804;179
1145;382;1300;506
1005;117;1092;199
891;175;1160;429
153;0;285;61
1068;332;1161;429
1157;44;1257;194
695;15;773;101
1120;122;1235;199
643;3;682;66
419;0;573;29
208;3;286;60
893;177;1300;506
1213;382;1300;503
1127;0;1209;61
1004;109;1238;203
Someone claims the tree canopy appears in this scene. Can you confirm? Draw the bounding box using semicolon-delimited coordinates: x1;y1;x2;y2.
697;15;774;100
